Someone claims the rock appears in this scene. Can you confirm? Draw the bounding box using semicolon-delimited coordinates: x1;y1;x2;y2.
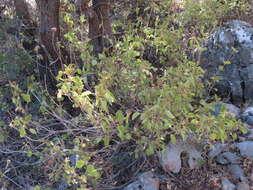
187;147;203;169
160;142;183;173
227;164;246;181
69;154;79;167
250;173;253;182
221;178;236;190
223;103;241;116
160;140;203;173
211;103;240;117
236;141;253;160
199;20;253;106
124;171;159;190
216;152;240;165
240;107;253;126
245;128;253;139
55;180;68;190
208;143;227;158
237;182;250;190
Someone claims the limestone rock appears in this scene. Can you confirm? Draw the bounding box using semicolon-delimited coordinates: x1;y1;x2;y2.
199;20;253;105
221;178;236;190
236;141;253;160
237;182;250;190
123;171;159;190
160;140;203;173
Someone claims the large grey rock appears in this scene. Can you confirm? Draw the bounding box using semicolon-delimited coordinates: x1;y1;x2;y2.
236;141;253;160
216;152;240;165
160;140;203;173
227;164;246;181
199;20;253;106
123;171;159;190
211;103;240;117
160;142;183;173
208;143;227;158
221;178;236;190
240;107;253;126
237;182;250;190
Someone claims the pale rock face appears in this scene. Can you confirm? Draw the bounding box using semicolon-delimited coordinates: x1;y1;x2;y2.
221;178;236;190
199;20;253;106
123;171;159;190
160;139;203;173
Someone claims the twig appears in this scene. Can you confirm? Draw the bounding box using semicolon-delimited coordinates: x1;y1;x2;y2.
2;174;24;189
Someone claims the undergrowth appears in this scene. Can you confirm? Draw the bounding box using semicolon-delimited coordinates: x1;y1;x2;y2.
0;0;252;189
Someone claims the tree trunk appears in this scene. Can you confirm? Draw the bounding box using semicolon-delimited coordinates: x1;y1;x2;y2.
91;0;112;55
14;0;31;25
13;0;37;50
36;0;62;93
79;0;112;55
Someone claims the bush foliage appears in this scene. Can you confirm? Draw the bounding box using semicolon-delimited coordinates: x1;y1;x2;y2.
0;0;252;189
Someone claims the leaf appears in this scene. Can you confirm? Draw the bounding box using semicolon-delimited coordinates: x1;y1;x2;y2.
19;126;26;137
232;133;237;140
104;91;115;103
34;186;41;190
103;136;110;147
29;128;37;135
170;134;177;144
21;93;31;103
57;90;63;99
145;144;155;155
132;112;140;120
0;135;5;143
27;150;33;158
117;125;125;139
76;160;86;169
210;133;217;141
116;110;124;123
85;165;100;178
223;61;231;65
239;126;248;134
165;110;175;119
80;15;86;23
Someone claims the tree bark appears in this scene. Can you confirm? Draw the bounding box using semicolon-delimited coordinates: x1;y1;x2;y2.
36;0;62;93
91;0;112;54
79;0;112;55
14;0;31;25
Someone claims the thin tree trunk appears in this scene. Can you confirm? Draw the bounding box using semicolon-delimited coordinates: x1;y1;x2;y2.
14;0;32;25
36;0;62;93
79;0;112;55
13;0;37;52
92;0;112;54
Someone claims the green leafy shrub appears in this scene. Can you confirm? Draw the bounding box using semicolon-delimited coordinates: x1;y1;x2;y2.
1;0;251;189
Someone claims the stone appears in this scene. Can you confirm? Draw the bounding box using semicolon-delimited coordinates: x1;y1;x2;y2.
208;143;227;158
160;142;183;173
250;173;253;182
223;103;241;116
187;147;203;169
55;180;68;190
69;154;79;167
211;103;240;118
221;178;236;190
198;20;253;106
237;182;250;190
216;152;240;165
123;171;159;190
227;164;246;181
240;107;253;126
160;140;203;173
236;141;253;160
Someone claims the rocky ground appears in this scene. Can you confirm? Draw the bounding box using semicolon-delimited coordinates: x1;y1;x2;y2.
124;103;253;190
124;19;253;190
